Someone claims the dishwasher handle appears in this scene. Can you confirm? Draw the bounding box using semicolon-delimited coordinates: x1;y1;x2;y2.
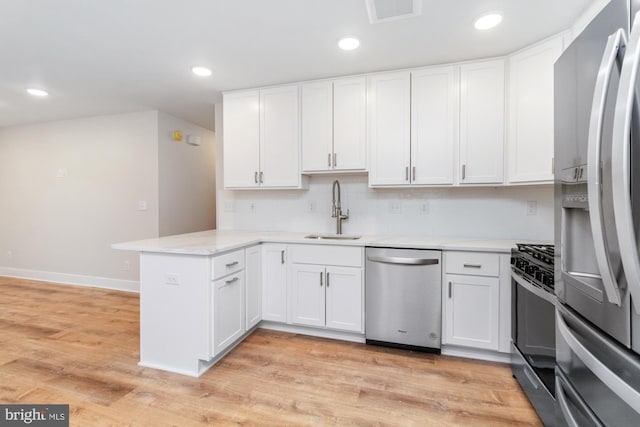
367;255;439;266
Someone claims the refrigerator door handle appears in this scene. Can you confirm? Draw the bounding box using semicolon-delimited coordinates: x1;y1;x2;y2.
556;369;604;427
587;29;626;307
556;309;640;414
612;12;640;314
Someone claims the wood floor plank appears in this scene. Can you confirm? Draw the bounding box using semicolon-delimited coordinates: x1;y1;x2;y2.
0;276;542;426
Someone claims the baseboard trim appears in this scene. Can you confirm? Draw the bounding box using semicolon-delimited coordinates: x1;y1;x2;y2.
441;344;511;364
0;266;139;293
259;321;365;343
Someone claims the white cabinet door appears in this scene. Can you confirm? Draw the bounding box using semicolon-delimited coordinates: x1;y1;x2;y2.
245;245;262;330
213;272;245;355
444;274;500;350
289;264;326;328
459;60;505;184
262;244;288;322
223;91;260;188
302;81;333;172
508;36;563;183
325;266;363;332
411;66;458;185
260;85;301;187
368;72;411;186
333;76;366;171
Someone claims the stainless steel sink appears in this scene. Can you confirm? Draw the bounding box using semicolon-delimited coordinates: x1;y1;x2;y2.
304;234;361;240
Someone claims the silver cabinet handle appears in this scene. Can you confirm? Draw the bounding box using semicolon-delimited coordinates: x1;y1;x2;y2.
281;250;285;264
463;263;482;269
405;166;409;181
367;255;439;266
448;281;452;298
254;171;258;184
612;15;640;314
588;28;626;308
327;272;330;287
225;277;239;285
328;153;332;167
412;166;416;181
462;164;466;180
259;171;264;183
333;153;337;168
551;157;555;174
225;261;239;268
320;272;323;287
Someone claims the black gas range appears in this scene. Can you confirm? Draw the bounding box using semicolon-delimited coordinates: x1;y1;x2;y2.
511;243;555;293
510;243;557;426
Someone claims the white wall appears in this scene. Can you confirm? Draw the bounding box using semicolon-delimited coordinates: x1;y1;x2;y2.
214;105;554;241
0;111;159;290
158;112;216;236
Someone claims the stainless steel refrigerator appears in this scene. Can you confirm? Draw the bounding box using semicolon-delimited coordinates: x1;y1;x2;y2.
555;0;640;424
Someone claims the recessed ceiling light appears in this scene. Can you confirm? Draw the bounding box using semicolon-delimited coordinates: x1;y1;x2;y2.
26;88;48;97
192;67;212;77
474;13;503;30
338;37;360;51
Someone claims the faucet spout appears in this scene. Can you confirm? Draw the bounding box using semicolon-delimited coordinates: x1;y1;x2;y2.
331;180;349;234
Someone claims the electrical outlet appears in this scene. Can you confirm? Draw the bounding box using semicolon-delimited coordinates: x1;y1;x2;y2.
526;201;538;216
420;201;430;215
138;200;148;211
165;273;180;286
6;250;13;260
123;260;130;271
249;202;256;213
307;200;316;213
224;201;235;213
389;200;402;214
55;168;67;178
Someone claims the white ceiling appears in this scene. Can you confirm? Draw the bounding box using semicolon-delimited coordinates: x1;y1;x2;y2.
0;0;594;131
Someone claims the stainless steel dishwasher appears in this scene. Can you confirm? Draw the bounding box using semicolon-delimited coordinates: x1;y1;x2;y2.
365;247;442;352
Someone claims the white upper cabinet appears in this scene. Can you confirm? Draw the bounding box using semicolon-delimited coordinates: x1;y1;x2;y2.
411;65;459;185
223;90;261;188
367;71;411;186
508;35;564;183
301;77;366;172
333;77;367;170
459;59;505;184
223;85;306;189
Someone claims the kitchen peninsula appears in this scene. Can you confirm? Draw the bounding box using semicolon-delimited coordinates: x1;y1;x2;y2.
114;229;518;377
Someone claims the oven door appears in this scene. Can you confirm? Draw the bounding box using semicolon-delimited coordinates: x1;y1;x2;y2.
512;270;557;393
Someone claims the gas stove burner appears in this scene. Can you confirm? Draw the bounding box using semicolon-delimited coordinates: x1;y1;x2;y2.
511;243;555;293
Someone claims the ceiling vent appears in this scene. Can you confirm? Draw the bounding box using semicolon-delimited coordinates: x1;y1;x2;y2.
365;0;422;24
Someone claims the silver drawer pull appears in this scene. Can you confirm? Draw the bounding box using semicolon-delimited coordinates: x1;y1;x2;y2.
225;277;239;285
463;263;482;269
225;261;239;268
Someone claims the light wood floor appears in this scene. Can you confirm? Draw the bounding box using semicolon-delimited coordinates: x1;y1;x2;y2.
0;276;542;426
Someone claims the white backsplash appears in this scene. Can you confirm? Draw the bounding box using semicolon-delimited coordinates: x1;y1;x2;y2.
216;174;554;240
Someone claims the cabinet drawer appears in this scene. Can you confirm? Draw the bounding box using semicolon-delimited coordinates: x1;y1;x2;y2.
212;249;245;280
289;244;362;267
445;251;499;277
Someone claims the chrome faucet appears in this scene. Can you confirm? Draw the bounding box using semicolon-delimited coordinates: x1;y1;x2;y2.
331;180;349;234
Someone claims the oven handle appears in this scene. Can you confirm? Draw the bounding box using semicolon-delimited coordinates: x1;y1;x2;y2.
587;28;626;307
556;306;640;414
511;269;556;306
556;368;604;427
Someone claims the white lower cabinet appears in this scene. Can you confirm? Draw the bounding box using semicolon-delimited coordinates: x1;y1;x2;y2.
262;244;288;322
442;251;510;353
444;274;500;350
288;244;364;333
212;271;245;356
245;245;262;330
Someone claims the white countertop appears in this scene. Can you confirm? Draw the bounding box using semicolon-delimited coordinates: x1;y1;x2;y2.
112;229;542;255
